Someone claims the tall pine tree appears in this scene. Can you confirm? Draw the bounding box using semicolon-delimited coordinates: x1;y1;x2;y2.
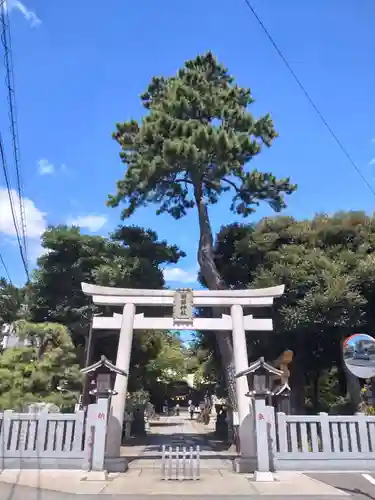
108;52;296;408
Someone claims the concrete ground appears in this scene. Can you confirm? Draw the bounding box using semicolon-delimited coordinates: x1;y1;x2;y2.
0;470;351;497
0;484;351;500
307;472;375;500
0;413;356;497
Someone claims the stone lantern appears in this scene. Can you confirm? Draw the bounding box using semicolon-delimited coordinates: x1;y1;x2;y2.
236;357;283;482
80;356;127;472
81;355;126;400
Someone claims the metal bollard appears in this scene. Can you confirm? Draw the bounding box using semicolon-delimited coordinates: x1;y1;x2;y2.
161;444;166;480
161;444;201;481
189;446;194;479
196;445;200;480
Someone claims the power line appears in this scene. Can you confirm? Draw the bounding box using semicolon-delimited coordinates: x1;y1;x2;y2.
0;132;29;280
0;252;12;284
0;1;28;268
242;0;375;199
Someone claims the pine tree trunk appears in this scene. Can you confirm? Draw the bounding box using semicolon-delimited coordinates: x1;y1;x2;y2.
194;188;238;413
290;356;306;414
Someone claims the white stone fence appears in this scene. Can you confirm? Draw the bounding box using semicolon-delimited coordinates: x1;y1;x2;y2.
0;407;93;469
268;410;375;470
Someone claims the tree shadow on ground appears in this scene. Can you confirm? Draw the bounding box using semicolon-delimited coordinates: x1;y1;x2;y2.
339;486;375;500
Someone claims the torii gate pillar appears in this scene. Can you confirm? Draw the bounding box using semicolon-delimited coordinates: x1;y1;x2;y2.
106;303;135;457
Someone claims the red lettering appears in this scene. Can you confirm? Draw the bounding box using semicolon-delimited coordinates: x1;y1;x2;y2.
97;412;105;420
258;413;265;420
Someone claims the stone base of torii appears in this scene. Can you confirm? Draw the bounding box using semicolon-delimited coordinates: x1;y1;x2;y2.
81;282;285;470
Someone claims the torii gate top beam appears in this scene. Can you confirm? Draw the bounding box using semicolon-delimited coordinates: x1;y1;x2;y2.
81;283;285;308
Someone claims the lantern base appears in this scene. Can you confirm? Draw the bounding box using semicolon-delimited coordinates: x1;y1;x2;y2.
232;456;257;473
104;457;129;473
83;471;108;481
254;471;274;482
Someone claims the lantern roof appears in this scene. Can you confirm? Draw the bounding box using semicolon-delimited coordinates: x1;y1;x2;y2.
236;356;283;379
80;355;127;376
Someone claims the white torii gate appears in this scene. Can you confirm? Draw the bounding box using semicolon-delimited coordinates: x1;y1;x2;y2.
81;283;284;459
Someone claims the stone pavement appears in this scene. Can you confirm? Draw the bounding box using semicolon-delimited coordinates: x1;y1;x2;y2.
0;469;349;496
121;413;233;472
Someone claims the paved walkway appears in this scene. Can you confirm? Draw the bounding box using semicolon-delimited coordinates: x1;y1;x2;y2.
121;413;233;471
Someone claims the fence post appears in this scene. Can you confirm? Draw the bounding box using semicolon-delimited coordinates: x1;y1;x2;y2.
189;446;193;480
254;397;273;480
176;446;180;480
356;413;370;453
182;446;187;480
0;411;13;470
266;406;277;469
161;445;166;480
319;413;331;453
168;446;172;480
36;409;48;459
195;445;200;480
276;412;288;453
91;398;109;471
82;404;96;471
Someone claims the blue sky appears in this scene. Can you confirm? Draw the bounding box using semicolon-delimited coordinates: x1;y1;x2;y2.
1;0;375;292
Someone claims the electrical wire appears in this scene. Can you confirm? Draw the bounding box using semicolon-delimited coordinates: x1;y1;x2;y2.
0;252;12;284
0;131;29;280
0;251;11;283
242;0;375;199
0;1;28;269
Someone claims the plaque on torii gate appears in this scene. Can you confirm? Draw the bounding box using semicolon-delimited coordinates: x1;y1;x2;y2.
173;288;194;325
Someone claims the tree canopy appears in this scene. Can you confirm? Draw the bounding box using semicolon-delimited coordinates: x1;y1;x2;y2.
29;224;184;336
108;52;295;223
0;221;194;411
0;278;23;328
201;211;375;412
0;320;82;411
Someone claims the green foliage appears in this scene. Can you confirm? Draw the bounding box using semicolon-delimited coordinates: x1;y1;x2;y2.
0;219;205;411
108;51;295;221
127;389;150;408
0;321;82;411
29;225;184;336
144;332;190;383
0;278;23;327
203;211;375;412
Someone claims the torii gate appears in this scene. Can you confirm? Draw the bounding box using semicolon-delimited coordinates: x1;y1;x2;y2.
81;283;284;459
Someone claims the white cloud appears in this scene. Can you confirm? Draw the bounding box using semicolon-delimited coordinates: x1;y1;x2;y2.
68;215;108;233
28;240;49;261
37;159;72;176
163;267;198;283
37;158;55;175
369;158;375;165
0;188;46;238
4;0;41;27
